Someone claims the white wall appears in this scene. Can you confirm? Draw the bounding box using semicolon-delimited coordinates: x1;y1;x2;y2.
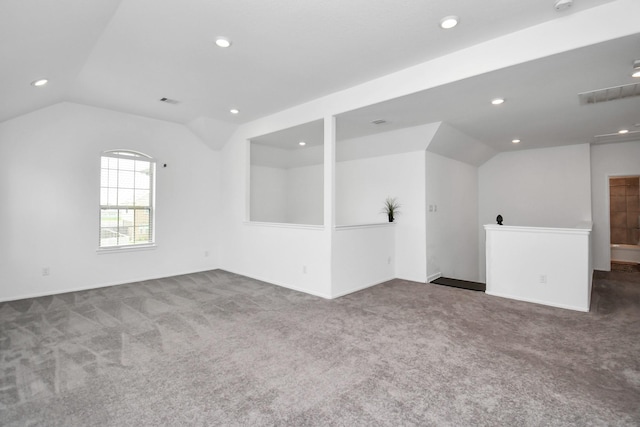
1;1;634;302
485;224;592;312
336;151;426;282
222;121;430;296
249;163;323;225
250;165;287;223
286;164;323;225
216;0;639;296
332;225;395;297
337;123;438;162
425;152;479;282
478;144;592;281
590;140;640;270
0;102;220;301
220;138;332;298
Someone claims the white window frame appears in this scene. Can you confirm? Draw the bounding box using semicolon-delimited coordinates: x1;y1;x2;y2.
98;150;156;251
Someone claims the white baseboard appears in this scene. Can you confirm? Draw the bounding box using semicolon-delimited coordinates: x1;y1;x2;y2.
3;267;399;304
222;269;397;300
221;268;333;299
330;277;395;299
426;272;442;283
0;267;221;303
485;290;589;312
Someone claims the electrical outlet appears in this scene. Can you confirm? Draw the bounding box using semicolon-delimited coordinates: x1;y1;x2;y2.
387;256;391;265
204;250;209;257
42;267;50;276
539;274;547;284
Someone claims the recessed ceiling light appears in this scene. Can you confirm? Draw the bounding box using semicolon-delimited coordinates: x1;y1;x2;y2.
632;59;640;77
298;141;306;146
215;37;232;48
512;139;521;144
554;0;573;11
440;16;459;29
229;108;239;114
31;78;48;87
618;129;629;134
491;98;505;105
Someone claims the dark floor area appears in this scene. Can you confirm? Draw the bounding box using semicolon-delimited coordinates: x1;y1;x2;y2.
430;276;486;292
611;261;640;273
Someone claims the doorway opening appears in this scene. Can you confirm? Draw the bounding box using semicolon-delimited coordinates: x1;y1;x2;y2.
609;176;640;272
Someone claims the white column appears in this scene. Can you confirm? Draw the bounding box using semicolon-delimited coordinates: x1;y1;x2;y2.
324;116;336;228
324;115;336;296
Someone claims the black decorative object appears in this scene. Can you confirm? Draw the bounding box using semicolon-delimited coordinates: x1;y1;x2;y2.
496;214;503;225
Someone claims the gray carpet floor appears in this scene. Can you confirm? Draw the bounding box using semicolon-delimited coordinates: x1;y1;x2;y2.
1;269;639;426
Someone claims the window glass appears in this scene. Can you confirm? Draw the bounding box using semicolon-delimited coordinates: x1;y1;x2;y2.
99;151;155;248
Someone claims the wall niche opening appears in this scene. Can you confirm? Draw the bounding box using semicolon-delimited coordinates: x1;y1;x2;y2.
249;120;324;225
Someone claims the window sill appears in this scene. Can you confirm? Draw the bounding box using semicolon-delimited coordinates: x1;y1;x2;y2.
244;221;324;230
97;244;157;254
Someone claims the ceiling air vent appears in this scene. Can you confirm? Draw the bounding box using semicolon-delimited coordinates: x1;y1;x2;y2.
578;82;640;105
592;130;640;145
371;119;387;125
159;97;179;105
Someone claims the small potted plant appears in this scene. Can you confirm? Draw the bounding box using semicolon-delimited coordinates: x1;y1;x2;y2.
382;197;401;222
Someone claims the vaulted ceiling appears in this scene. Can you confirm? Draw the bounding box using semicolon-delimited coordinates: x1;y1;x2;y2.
2;0;638;152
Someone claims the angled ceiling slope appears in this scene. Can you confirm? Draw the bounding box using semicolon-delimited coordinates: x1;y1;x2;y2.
0;0;122;123
337;31;640;156
2;0;635;154
426;123;496;166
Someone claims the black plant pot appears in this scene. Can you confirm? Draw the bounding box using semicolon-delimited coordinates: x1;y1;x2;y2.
388;213;394;223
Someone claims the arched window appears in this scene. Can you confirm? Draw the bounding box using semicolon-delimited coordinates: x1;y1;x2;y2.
99;150;155;248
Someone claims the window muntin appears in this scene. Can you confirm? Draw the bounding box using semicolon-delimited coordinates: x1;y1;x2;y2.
99;150;155;248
